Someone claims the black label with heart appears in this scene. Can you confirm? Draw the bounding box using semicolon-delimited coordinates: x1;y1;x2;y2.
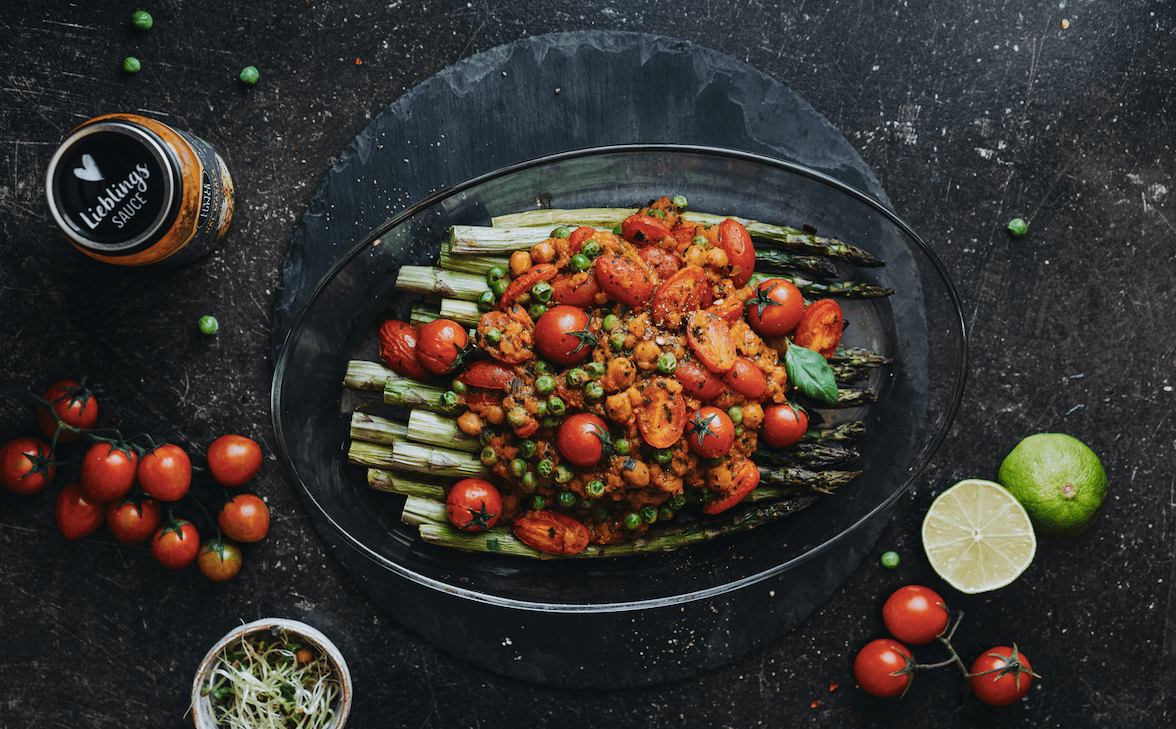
47;122;180;251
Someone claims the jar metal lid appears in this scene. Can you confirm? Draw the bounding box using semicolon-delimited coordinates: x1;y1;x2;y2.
45;120;182;255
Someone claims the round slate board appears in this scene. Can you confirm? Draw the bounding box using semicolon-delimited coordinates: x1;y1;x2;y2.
272;30;892;688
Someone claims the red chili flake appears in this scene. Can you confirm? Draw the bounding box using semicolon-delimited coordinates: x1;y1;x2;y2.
355;58;363;65
810;699;821;709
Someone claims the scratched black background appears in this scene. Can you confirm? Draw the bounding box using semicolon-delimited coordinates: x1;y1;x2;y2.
1;2;1174;727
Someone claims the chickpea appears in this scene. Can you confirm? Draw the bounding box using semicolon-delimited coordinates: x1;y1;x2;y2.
509;250;533;278
741;402;764;429
684;244;708;268
530;240;556;264
605;392;633;423
456;410;485;436
706;246;729;269
632;341;662;371
623;458;651;487
483;405;505;425
606;357;636;389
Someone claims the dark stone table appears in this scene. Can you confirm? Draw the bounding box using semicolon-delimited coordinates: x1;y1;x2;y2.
2;1;1172;726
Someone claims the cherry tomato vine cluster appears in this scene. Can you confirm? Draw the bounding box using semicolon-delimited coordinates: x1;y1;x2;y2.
854;584;1041;706
0;378;269;582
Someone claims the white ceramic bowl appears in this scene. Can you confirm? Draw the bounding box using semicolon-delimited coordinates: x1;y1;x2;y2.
191;618;353;729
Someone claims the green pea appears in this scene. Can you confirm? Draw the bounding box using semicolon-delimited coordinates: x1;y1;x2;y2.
585;480;606;498
551;226;571;239
450;378;468;395
671;195;688;210
510;458;527;478
547;396;566;416
727;406;743;425
439;391;460;411
570;253;591;272
623;512;642;530
582;239;601;258
654;448;673;465
555;465;575;484
608;330;627;351
198;315;218;335
584;381;604;401
614;438;631;456
881;551;901;569
658;506;675;521
649;208;666;219
541;416;561;429
520;472;537;492
131;10;153;30
612;226;623;236
507;407;529;428
640;505;658;523
557;491;577;508
531;280;553;303
537;459;555;478
488;266;508;280
489;277;509;297
534;360;552;376
239;65;260;85
122;57;141;74
480;446;498;466
534;400;549;417
477;290;496;311
692;234;709;248
517;439;537;459
528;303;548;320
656;352;677;374
531;495;547;510
602;314;619;332
566;368;589;388
585;361;606;379
484;328;502;345
1007;218;1029;238
668;495;686;510
734;425;744;437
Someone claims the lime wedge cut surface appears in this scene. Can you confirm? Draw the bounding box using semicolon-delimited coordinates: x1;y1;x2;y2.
921;479;1037;594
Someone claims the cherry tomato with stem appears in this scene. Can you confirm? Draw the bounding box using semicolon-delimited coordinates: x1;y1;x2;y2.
197;538;243;582
415;318;470;374
218;493;270;543
556;413;612;467
969;645;1038;706
685;407;736;458
80;442;138;503
150;518;200;570
745;278;805;337
760;402;808;448
853;638;914;698
445;478;503;532
106;496;162;546
207;434;262;487
882;585;950;645
55;482;106;539
137;443;192;501
534;305;597;366
36;380;98;443
0;437;56;495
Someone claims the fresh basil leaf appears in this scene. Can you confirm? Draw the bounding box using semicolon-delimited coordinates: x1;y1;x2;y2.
785;344;839;405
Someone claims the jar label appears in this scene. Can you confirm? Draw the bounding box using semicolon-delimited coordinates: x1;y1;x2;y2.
165;129;234;265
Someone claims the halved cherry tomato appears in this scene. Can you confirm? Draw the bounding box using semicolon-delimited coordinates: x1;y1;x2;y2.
594;252;655;309
534;305;596;366
637;246;681;280
445;478;502;532
550;271;601;307
477;306;534;364
207;434;263;487
197;539;243;582
669;226;698;248
55;482;106;539
556;413;611;467
854;638;914;698
686;310;737;373
674;357;727;401
685;407;735;458
633;376;687;449
218;493;271;543
459;360;517;391
702;459;761;514
137;443;192;502
416;318;470;374
80;442;138;503
107;497;162;546
621;214;673;247
499;263;558;308
151;519;200;570
650;265;710;328
969;646;1037;706
36;380;98;443
792;299;844;359
0;437;55;495
717;218;756;287
709;296;746;323
567;226;597;253
761;402;808;448
745;278;805;337
723;357;768;400
378;320;430;380
513;510;591;555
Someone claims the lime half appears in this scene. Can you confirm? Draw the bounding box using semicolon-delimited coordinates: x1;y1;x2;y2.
921;479;1037;594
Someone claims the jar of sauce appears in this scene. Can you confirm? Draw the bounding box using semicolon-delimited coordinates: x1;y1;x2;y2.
45;113;235;266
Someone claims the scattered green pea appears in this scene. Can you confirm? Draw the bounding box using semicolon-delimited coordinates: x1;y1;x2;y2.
477;290;496;311
551;226;571;239
585;361;606;379
534;360;552;376
649;208;666;219
582;239;601;258
656;352;677;374
692;234;708;248
531;495;547;510
537;459;555;478
1007;217;1028;237
484;327;503;345
671;195;688;210
531;280;553;303
584;381;604;401
585;480;606;497
602;314;620;332
122;56;141;74
640;505;659;523
608;330;627;352
566;368;589;388
658;506;675;521
534;400;549;417
555;465;575;483
506;407;529;428
547;396;566;416
450;378;468;395
488;265;508;280
614;438;631;456
480;446;498;466
668;494;686;510
198;315;219;335
623;512;642;530
528;302;548;320
520;472;537;492
439;391;460;411
509;458;528;478
489;277;508;297
239;65;260;85
131;11;153;30
570;253;591;272
557;491;577;508
654;448;673;465
517;439;537;459
541;416;561;429
727;406;743;425
880;551;901;569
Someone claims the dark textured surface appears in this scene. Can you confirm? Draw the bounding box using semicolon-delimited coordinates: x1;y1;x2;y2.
1;1;1173;727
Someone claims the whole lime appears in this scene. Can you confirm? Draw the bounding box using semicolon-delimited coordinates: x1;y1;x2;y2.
997;433;1107;539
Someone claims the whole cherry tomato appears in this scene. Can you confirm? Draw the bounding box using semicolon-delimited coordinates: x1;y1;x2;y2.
685;407;736;458
218;493;271;543
853;638;914;698
723;357;768;400
378;319;430;380
445;478;503;532
594;252;655;309
792;299;844;359
415;318;470;374
716;218;756;287
745;278;805;337
701;459;761;515
969;646;1037;706
513;510;590;555
106;497;162;546
760;403;808;448
882;585;950;645
80;442;138;503
556;413;611;467
150;519;201;570
197;539;243;582
54;482;106;540
36;380;98;443
534;305;596;366
137;443;192;501
207;434;263;487
0;437;56;495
